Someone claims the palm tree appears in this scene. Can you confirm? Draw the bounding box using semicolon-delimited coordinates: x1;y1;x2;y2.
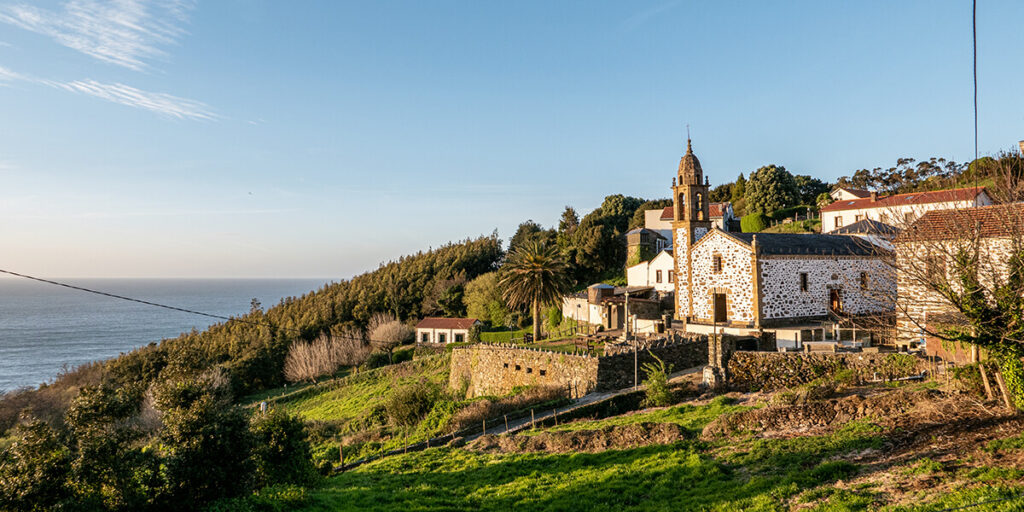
499;242;572;343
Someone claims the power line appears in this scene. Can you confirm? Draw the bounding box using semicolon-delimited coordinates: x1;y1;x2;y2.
0;269;298;334
973;0;978;162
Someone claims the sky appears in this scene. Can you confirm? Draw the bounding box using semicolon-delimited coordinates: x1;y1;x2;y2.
0;0;1021;279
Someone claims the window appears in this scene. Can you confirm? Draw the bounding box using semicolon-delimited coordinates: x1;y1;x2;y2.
455;333;465;343
438;333;446;344
421;332;430;343
799;273;809;292
668;270;674;283
859;272;868;290
835;216;843;228
854;214;863;222
712;254;722;273
926;255;946;281
904;212;915;223
655;270;663;283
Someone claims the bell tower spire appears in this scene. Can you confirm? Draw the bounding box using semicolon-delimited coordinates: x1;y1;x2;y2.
670;136;712;323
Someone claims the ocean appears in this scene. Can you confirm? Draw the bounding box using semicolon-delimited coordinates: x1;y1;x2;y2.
0;278;330;392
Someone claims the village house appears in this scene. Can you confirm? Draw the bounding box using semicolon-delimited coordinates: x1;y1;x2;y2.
625;227;668;262
821;186;993;233
668;139;895;349
893;203;1024;363
562;283;664;333
830;187;872;202
625;250;674;293
415;317;481;344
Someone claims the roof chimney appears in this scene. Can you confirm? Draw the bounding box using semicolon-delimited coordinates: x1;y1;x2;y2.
870;191;878;202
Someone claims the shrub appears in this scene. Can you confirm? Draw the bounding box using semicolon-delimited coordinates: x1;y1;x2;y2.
545;307;563;333
249;411;319;488
384;380;440;427
0;420;74;511
740;213;770;233
283;332;369;384
369;314;414;364
641;355;674;407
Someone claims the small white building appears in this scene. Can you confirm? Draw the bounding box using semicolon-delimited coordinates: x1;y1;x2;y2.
625;250;675;292
830;187;872;202
415;317;481;344
821;187;993;233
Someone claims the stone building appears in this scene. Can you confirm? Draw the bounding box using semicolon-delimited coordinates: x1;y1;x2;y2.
669;140;895;348
893;203;1024;362
625;227;668;262
821;186;993;232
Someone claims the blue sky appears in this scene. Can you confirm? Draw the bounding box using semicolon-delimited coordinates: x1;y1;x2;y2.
0;0;1021;278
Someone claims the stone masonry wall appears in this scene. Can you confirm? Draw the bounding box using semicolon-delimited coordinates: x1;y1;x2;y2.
449;345;600;398
759;256;894;320
449;338;709;398
727;351;928;392
689;230;755;324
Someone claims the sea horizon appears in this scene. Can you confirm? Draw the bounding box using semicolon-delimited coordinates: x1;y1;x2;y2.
0;277;332;392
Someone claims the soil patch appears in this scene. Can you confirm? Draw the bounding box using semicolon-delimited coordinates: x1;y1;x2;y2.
467;422;688;454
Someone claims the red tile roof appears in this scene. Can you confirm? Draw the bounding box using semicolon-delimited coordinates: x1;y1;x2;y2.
821;187;987;213
894;203;1024;242
415;317;480;330
659;203;729;220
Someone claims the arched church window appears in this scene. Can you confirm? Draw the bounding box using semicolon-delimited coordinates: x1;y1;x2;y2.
695;192;704;221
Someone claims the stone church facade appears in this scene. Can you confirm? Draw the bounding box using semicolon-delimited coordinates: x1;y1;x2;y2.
669;141;895;346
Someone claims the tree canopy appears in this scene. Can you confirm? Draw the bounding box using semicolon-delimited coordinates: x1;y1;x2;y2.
745;165;799;215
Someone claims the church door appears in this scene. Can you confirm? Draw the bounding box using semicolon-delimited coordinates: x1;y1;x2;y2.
829;288;843;314
713;293;727;323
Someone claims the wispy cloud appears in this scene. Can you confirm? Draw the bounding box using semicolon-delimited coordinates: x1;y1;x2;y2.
622;0;681;32
46;78;216;120
0;65;216;120
0;0;194;71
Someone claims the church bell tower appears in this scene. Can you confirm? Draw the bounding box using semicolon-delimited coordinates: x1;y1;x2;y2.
671;138;712;321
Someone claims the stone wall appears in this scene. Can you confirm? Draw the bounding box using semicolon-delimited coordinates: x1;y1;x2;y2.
689;230;755;324
727;351;928;392
449;338;709;398
759;256;894;320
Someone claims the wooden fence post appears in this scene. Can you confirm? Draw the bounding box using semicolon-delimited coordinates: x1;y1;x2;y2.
995;371;1015;410
980;363;994;401
531;409;535;429
504;415;509;433
339;443;344;469
482;419;486;435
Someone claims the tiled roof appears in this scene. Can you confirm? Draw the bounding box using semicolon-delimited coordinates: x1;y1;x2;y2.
830;219;901;236
894;203;1024;242
415;317;479;330
820;187;986;213
659;202;729;220
723;232;883;256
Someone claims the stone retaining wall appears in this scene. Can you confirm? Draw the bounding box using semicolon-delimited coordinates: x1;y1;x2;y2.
727;351;928;392
450;338;709;398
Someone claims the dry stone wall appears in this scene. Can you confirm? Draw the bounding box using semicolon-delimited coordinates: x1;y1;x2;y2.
449;338;709;398
759;256;894;321
727;351;928;392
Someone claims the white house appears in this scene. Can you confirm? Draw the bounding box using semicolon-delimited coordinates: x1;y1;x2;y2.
830;187;872;202
415;317;481;344
820;187;993;233
625;250;675;292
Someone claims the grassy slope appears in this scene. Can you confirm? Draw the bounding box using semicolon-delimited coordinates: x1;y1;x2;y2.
272;396;1024;512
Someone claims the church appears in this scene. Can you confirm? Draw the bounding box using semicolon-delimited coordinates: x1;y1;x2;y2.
669;141;896;348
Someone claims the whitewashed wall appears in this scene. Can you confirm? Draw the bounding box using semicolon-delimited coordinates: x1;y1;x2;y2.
823;195;991;232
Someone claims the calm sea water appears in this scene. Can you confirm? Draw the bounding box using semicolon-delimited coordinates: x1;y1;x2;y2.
0;278;330;392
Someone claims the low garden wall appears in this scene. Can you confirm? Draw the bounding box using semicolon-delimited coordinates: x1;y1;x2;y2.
727;351;929;392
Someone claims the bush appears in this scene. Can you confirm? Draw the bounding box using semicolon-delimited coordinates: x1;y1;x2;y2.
545;307;563;333
769;204;813;221
249;411;319;488
741;213;770;233
641;355;674;407
283;331;370;384
384;380;440;427
0;420;74;511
